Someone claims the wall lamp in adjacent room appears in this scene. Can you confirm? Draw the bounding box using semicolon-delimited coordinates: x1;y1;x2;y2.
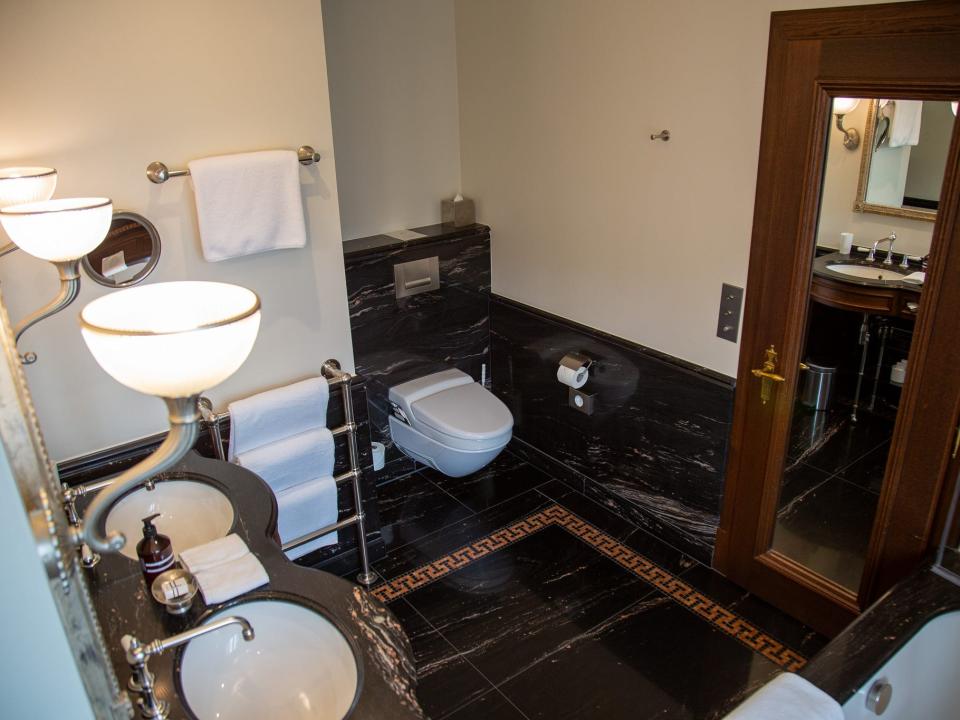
833;97;861;150
0;196;112;363
78;281;261;555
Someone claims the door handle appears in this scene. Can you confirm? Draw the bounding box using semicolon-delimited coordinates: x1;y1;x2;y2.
751;345;786;405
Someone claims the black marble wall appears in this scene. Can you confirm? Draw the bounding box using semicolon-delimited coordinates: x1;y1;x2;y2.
343;224;492;483
489;297;735;563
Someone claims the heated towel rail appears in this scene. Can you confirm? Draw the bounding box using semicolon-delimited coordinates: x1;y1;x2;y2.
199;359;377;586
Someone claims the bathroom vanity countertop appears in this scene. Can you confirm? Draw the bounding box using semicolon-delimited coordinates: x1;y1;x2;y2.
85;451;423;719
811;251;924;292
342;222;491;258
802;550;960;704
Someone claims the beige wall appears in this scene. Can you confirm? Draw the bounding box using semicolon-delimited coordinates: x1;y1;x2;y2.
0;1;354;461
323;0;462;240
817;100;934;257
454;0;898;377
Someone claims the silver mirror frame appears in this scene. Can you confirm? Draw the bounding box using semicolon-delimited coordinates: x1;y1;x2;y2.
0;290;130;718
854;99;938;223
81;211;161;288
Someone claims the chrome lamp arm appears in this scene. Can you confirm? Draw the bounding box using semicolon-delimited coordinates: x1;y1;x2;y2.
80;396;200;554
13;259;81;364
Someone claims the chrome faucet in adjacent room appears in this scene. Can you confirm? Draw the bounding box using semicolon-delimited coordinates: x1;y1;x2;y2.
866;232;897;265
122;616;255;719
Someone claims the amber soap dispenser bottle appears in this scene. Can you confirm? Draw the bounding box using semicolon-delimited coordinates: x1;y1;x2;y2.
137;513;174;586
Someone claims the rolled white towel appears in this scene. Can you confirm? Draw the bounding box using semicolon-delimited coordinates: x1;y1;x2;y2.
723;673;843;720
235;427;335;494
228;377;329;460
276;476;338;559
179;533;249;574
194;553;269;605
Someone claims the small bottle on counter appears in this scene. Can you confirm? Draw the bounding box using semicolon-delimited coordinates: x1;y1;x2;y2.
137;514;175;587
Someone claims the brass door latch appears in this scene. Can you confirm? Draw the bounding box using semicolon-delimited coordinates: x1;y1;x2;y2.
751;345;786;405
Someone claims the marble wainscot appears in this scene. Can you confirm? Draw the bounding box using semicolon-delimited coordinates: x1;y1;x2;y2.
86;452;423;719
490;296;735;564
60;378;385;576
343;224;492;484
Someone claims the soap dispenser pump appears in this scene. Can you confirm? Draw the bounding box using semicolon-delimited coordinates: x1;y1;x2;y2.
137;514;174;586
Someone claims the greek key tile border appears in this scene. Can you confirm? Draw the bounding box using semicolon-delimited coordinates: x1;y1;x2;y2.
372;504;808;671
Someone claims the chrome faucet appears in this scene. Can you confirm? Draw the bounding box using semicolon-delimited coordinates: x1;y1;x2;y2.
866;232;897;265
123;616;254;719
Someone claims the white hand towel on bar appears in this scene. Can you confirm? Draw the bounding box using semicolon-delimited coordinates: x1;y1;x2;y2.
194;553;270;605
179;533;249;574
235;427;335;494
722;673;843;720
888;99;924;147
276;476;338;560
188;150;307;262
228;377;329;460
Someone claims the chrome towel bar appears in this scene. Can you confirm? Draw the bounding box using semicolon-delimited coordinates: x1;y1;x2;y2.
146;145;321;184
199;359;377;586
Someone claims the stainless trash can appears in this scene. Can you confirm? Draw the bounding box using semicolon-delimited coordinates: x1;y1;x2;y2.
800;362;836;411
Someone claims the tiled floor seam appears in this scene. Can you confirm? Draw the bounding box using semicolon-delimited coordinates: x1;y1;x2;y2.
372;502;808;672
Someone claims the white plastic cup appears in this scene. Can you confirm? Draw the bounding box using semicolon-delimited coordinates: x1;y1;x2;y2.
840;232;854;255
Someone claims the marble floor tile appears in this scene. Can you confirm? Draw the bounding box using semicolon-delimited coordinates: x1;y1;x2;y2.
376;472;475;554
832;441;889;495
423;451;552;514
389;599;495;719
497;592;783;720
446;688;530;720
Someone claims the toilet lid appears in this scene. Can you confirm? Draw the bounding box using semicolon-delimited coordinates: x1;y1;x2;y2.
412;382;513;442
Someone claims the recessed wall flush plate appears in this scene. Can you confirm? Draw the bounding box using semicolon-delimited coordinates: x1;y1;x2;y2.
395;256;440;299
717;283;744;343
569;387;595;415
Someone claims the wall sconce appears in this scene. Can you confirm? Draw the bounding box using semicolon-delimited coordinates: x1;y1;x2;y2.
77;281;261;555
952;101;958;116
833;97;861;150
0;197;112;363
0;167;58;257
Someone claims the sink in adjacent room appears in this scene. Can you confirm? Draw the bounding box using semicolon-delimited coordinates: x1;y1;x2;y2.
104;477;234;560
179;599;359;720
826;264;909;281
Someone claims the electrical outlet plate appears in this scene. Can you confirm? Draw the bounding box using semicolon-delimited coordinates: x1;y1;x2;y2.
717;283;744;343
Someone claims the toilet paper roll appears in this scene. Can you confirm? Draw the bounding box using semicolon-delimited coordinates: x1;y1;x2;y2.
557;364;589;389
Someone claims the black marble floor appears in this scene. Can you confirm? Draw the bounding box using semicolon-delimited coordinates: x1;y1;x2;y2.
367;449;827;719
773;404;894;590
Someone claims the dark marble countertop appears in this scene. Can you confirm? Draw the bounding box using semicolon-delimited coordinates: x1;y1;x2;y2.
802;550;960;704
812;251;924;292
343;223;491;259
85;451;423;719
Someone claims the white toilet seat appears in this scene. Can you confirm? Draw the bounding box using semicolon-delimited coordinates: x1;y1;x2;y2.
387;368;513;477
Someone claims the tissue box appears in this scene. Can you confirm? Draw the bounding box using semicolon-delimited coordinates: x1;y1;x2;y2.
442;196;476;227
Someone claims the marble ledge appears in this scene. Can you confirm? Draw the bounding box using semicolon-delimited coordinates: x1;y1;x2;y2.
343;223;491;259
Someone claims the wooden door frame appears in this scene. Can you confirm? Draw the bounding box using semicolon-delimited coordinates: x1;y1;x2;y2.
714;1;960;635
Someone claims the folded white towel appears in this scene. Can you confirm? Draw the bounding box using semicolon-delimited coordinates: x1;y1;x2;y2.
276;476;338;560
235;427;335;494
902;271;925;284
228;377;329;460
194;552;269;605
179;533;249;574
888;100;924;148
188;149;307;262
722;673;843;720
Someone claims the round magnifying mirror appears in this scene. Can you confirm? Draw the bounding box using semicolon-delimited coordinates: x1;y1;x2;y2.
81;211;161;288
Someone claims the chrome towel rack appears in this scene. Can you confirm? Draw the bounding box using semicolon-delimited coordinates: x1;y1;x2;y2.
198;359;377;586
146;145;321;184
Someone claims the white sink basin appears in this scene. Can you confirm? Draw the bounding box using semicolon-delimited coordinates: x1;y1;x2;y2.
105;479;234;560
827;264;906;281
180;600;359;720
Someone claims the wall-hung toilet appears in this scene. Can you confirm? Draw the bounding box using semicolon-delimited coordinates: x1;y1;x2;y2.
388;368;513;477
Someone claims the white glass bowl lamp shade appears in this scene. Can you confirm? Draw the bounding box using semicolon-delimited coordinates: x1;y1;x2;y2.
0;167;57;208
833;97;861;115
952;101;958;117
0;197;112;261
80;281;261;398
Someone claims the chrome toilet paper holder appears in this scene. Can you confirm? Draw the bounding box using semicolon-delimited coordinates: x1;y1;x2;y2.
559;352;593;373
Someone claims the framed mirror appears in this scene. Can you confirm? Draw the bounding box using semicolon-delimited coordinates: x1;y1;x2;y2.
854;99;958;223
81;211;161;288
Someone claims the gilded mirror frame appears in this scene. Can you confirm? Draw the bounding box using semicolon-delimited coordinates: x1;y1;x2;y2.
0;290;129;718
854;99;938;223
